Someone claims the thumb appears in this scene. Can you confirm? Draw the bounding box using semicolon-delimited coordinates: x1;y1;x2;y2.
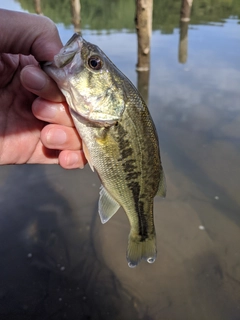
20;65;64;102
0;9;62;62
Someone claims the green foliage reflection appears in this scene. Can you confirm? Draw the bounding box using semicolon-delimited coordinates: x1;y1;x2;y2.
18;0;240;33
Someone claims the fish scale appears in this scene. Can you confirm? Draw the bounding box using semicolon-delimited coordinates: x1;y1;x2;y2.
43;33;166;267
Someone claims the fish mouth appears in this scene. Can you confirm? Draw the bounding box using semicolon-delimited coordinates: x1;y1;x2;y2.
42;33;83;70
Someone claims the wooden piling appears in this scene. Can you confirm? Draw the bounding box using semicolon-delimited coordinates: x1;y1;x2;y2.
70;0;81;33
137;70;150;106
135;0;153;71
34;0;42;15
180;0;193;22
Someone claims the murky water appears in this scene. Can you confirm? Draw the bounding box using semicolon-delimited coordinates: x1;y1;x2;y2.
0;0;240;319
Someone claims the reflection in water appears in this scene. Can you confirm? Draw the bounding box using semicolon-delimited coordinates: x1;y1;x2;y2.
19;0;240;33
0;165;149;319
178;21;189;64
33;0;81;32
178;0;193;63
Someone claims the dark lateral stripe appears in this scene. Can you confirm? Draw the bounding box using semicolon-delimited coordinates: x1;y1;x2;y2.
127;181;148;241
122;159;136;170
125;171;141;181
116;123;149;241
121;147;133;159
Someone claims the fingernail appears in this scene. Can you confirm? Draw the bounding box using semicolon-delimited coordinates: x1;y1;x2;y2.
33;103;58;119
66;152;81;167
47;128;67;145
22;67;46;90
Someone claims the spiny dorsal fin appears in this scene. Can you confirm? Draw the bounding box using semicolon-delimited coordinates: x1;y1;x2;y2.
98;186;120;224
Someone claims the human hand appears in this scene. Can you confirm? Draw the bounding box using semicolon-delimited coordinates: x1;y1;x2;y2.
0;9;86;168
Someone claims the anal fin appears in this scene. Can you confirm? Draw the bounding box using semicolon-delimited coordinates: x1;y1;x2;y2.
98;186;120;224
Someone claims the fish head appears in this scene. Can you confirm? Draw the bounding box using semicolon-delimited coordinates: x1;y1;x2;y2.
43;33;126;125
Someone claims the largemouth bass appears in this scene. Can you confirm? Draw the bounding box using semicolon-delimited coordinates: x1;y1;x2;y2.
44;33;166;267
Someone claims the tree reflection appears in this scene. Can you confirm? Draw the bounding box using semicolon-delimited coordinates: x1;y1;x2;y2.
20;0;239;33
0;165;148;319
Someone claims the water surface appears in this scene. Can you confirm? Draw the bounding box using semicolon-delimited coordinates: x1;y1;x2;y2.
0;1;240;319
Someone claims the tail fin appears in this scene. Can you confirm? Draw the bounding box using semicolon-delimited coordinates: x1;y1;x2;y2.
126;232;157;268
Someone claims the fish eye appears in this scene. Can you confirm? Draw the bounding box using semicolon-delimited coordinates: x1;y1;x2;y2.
88;55;102;70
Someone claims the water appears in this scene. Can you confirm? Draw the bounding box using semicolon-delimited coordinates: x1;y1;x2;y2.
0;1;240;319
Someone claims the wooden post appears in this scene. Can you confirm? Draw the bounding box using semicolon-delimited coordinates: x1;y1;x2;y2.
34;0;42;15
70;0;81;33
178;0;193;63
135;0;153;105
135;0;153;71
137;70;150;106
180;0;193;22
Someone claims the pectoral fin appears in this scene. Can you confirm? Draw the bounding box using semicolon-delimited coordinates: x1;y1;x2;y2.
98;186;120;224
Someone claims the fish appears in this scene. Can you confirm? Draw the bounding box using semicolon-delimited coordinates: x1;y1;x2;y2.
43;33;166;268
